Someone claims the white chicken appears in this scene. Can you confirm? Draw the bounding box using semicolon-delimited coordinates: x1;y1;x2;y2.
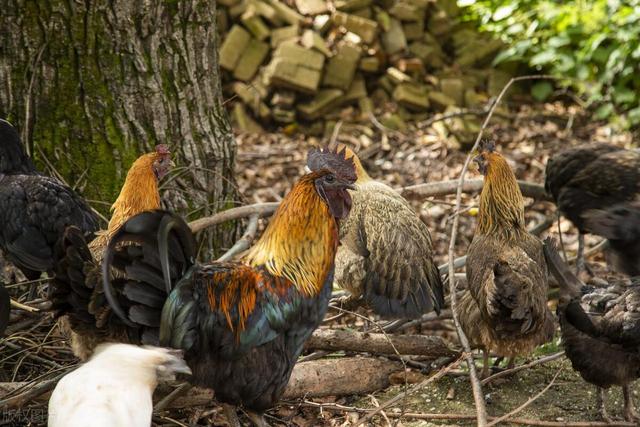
48;343;191;427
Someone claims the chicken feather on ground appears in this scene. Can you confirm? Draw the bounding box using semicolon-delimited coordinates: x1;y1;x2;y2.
545;143;640;274
54;148;356;426
544;238;640;422
307;146;444;319
459;141;554;377
51;145;172;360
48;343;191;427
0;119;98;280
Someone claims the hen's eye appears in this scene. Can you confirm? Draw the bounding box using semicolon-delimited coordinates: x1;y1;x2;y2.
325;175;335;183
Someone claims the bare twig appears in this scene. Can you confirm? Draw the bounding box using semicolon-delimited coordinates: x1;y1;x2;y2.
10;299;40;313
188;202;279;233
402;179;549;201
446;74;557;427
482;352;565;385
487;367;563;426
155;382;193;413
216;214;259;262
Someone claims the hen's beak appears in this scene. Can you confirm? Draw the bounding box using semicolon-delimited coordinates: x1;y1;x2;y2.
345;183;357;191
169;160;176;168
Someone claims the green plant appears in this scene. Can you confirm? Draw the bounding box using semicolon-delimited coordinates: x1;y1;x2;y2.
459;0;640;126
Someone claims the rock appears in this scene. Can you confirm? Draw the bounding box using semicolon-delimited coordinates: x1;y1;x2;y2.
332;11;378;44
233;38;270;81
393;83;429;111
440;78;465;106
298;89;344;119
219;25;252;71
323;43;362;90
381;18;407;55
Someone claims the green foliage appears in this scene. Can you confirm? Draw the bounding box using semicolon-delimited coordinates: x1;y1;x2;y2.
459;0;640;126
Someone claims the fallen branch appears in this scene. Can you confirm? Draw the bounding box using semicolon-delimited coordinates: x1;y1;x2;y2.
10;299;40;313
402;179;550;201
305;328;458;358
188;202;279;233
216;214;259;262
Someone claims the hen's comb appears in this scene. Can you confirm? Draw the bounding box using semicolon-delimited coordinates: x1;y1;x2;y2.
307;146;357;182
478;140;496;153
155;144;170;156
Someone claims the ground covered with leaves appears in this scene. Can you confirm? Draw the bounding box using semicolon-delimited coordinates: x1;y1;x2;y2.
1;100;638;426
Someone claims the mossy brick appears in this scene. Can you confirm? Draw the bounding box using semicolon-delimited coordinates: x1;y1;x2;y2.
428;91;456;109
380;113;408;131
488;69;511;97
220;25;252;71
232;82;270;119
272;107;297;123
294;0;328;15
403;20;424;41
241;10;271;41
313;14;333;33
393;83;429;111
358;97;374;114
342;76;367;103
229;1;248;18
264;59;322;94
273;43;325;70
298;89;344;119
335;0;372;12
389;2;425;21
352;7;373;19
267;0;303;24
218;0;241;6
332;11;378;44
301;30;332;57
359;56;380;72
270;25;299;47
409;41;444;68
232;103;264;132
250;0;281;25
436;0;460;17
427;10;451;36
464;88;486;107
377;75;395;94
387;67;412;84
233;39;269;81
456;38;504;67
381;18;407;54
396;58;424;74
323;43;362;90
217;9;230;33
440;78;464;106
271;91;296;107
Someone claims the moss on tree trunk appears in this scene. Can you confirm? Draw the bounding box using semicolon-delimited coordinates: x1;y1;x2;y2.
0;0;238;253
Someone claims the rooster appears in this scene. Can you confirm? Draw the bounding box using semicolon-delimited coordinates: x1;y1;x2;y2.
545;143;639;274
0;284;9;336
459;141;555;377
544;238;640;422
48;343;191;427
583;201;640;277
307;146;444;318
0;119;98;280
56;147;356;426
52;145;172;360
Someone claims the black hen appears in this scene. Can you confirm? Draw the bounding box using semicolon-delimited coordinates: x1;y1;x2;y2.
583;201;640;276
544;238;640;422
544;143;640;274
0;120;99;279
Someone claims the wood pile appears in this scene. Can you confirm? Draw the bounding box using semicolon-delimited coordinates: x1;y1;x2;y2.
217;0;508;136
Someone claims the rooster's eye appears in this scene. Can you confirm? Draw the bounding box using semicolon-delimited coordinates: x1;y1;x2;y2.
325;175;335;183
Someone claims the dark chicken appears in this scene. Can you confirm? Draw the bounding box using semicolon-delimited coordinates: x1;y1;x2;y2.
0;119;98;280
544;238;640;422
583;201;640;277
54;148;356;426
307;146;444;318
545;143;639;274
459;141;555;377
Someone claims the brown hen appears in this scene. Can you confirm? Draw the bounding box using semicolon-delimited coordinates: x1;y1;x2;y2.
459;142;554;376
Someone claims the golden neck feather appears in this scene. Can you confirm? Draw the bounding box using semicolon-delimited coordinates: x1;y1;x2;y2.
107;153;161;236
342;146;371;183
244;175;339;296
476;153;525;239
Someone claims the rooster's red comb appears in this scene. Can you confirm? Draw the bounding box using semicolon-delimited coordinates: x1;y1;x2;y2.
155;144;170;156
307;146;356;182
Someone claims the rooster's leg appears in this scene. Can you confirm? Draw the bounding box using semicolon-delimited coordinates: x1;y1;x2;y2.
597;387;612;423
623;384;639;422
246;410;269;427
222;403;242;427
505;357;515;369
575;233;586;275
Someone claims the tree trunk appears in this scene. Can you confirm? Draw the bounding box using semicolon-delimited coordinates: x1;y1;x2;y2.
0;0;237;252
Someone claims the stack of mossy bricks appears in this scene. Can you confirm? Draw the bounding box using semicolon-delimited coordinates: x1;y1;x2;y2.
217;0;508;135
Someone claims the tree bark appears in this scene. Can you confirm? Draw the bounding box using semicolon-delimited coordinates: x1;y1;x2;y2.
0;0;238;251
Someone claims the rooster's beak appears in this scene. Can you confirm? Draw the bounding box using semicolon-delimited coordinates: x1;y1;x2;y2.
346;183;357;191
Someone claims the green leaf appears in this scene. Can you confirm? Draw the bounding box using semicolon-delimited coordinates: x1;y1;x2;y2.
595;103;614;120
529;50;556;66
493;5;515;21
627;107;640;126
531;81;554;101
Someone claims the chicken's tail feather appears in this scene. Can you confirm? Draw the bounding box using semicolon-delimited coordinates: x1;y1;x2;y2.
102;210;197;345
542;237;582;300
